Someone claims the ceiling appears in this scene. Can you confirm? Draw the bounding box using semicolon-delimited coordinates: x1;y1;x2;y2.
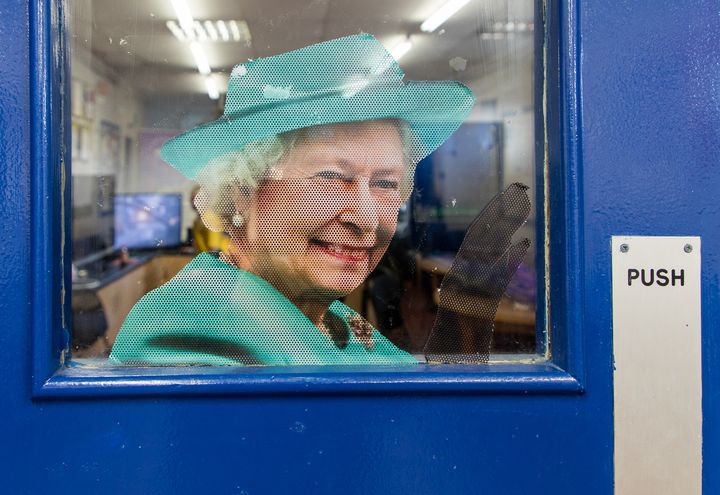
70;0;534;99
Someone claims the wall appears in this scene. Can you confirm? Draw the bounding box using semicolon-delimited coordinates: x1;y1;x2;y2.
467;37;536;249
70;45;141;193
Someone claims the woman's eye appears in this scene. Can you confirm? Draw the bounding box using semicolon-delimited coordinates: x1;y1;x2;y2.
314;170;346;180
372;179;400;190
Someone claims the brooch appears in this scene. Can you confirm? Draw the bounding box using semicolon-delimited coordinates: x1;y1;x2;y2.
348;315;375;351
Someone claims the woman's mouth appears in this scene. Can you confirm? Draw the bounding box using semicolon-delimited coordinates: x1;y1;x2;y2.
310;240;370;262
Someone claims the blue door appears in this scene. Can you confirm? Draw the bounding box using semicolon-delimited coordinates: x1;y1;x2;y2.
1;0;718;493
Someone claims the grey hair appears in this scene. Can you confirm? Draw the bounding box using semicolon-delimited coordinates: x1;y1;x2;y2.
194;119;416;231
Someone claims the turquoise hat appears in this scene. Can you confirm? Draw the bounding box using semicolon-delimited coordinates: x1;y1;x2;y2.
161;34;476;179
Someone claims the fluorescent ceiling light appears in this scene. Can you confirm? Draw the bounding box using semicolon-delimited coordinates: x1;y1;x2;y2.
229;20;241;42
205;77;219;100
217;20;230;42
166;20;188;42
189;42;211;75
167;18;251;44
169;0;195;36
490;20;534;33
390;38;413;61
421;0;472;33
204;20;219;41
193;21;208;42
237;21;252;43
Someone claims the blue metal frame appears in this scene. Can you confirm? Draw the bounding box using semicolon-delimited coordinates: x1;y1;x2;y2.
543;0;585;379
30;0;586;398
30;0;71;394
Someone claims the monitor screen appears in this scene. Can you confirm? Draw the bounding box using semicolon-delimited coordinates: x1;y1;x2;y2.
114;193;182;249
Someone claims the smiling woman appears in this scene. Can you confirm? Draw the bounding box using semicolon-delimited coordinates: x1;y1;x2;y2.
109;34;475;365
223;121;409;306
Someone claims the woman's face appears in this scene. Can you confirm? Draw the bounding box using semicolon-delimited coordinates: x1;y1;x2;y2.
238;121;408;302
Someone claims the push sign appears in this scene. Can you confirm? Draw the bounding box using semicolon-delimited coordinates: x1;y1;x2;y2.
615;238;697;290
612;236;702;495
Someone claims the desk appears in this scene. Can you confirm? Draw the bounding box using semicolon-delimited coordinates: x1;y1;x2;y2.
73;254;194;356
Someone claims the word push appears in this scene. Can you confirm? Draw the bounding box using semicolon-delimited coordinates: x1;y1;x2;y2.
627;268;685;287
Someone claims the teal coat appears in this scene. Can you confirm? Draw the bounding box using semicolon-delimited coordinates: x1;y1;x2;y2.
110;253;417;366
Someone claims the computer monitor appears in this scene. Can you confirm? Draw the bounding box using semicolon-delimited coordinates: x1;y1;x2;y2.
114;193;182;250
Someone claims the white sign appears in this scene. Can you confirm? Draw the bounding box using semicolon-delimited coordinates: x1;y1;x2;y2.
612;236;702;495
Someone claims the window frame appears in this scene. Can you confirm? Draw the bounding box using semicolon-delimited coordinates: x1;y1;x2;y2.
31;0;585;398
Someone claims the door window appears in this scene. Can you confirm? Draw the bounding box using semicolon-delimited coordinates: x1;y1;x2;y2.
67;0;539;368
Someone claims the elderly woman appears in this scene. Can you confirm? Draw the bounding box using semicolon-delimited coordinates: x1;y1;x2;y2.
110;34;474;366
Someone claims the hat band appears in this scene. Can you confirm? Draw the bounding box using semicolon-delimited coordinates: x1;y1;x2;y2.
224;78;402;120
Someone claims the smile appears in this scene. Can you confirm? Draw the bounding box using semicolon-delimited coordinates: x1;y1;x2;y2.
310;240;371;262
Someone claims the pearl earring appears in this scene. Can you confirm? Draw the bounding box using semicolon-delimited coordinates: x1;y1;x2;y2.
231;212;244;228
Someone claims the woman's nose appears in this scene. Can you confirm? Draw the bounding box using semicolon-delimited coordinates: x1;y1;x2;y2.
339;178;379;232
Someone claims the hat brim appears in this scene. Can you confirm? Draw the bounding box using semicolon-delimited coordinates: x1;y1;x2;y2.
161;80;475;180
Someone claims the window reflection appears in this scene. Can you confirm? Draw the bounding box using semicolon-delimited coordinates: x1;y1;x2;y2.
68;0;537;363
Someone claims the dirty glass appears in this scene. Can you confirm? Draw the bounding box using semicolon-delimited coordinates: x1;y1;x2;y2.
68;0;539;366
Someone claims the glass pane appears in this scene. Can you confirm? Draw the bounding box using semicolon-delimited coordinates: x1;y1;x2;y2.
68;0;538;366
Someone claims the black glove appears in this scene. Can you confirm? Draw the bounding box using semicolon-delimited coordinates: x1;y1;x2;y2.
424;183;531;363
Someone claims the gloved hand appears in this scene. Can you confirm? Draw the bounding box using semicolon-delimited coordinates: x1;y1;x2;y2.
424;183;531;363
